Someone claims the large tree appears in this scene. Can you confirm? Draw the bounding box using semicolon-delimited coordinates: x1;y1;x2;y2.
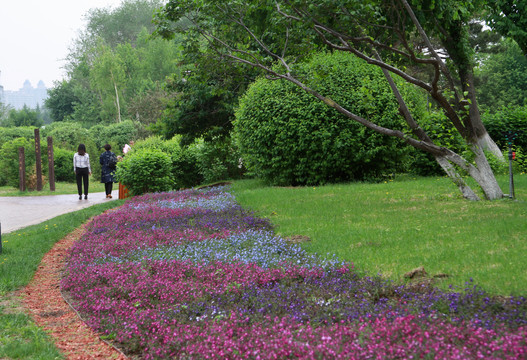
156;0;504;200
486;0;527;57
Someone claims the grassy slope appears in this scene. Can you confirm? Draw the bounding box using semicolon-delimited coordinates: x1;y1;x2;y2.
232;174;527;295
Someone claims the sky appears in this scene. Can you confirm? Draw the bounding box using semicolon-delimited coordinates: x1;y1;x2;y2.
0;0;125;91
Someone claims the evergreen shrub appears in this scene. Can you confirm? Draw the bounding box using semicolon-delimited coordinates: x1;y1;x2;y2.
234;51;421;186
0;137;47;187
53;147;75;182
114;148;173;195
0;126;35;149
191;137;244;184
482;106;527;151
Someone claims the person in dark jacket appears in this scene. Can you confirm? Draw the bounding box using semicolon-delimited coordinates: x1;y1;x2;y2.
99;144;117;198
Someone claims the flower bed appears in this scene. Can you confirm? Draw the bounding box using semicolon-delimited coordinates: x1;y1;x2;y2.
62;186;527;359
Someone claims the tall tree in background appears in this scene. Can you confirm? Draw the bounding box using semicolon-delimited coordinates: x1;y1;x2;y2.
486;0;527;57
156;0;504;200
2;106;42;128
476;39;527;111
46;0;180;127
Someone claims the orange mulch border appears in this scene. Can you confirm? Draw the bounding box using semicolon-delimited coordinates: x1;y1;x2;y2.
19;223;128;360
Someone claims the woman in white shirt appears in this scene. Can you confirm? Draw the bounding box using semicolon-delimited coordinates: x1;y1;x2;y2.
73;143;92;200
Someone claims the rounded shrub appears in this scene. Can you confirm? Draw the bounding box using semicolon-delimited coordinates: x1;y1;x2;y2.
114;148;173;195
171;146;202;189
234;51;418;186
53;147;75;182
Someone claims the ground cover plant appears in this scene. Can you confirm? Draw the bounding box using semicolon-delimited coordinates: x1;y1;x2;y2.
62;186;527;359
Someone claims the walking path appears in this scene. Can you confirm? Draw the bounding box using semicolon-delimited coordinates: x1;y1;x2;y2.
0;190;119;234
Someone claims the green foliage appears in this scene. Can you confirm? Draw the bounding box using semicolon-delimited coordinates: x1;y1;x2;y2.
132;135;180;153
156;79;236;145
85;0;163;47
486;0;527;57
89;120;140;153
41;122;101;180
404;111;467;176
41;122;90;150
476;40;527;111
1;106;43;128
44;80;79;122
130;135;201;189
0;127;35;150
171;146;202;189
235;52;413;186
114;148;173;195
485;150;509;176
511;146;527;173
53;147;75;182
46;0;181;126
0;138;37;187
190;137;244;184
482;106;527;151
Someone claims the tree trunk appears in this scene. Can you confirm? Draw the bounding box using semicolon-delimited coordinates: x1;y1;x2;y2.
468;146;504;200
434;156;480;200
477;132;503;159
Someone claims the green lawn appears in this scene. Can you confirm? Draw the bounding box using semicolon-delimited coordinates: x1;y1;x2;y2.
0;177;106;197
232;174;527;295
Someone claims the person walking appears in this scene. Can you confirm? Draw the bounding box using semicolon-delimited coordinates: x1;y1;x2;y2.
73;143;91;200
100;144;117;198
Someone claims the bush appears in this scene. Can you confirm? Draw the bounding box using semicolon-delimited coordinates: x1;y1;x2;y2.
53;147;75;182
234;51;421;186
171;146;202;189
89;120;140;154
0;137;48;188
0;126;35;149
190;137;244;184
114;148;173;195
482;106;527;151
41;122;90;150
132;135;180;154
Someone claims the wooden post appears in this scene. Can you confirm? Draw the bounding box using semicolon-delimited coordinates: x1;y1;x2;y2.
47;136;55;191
18;146;26;192
34;128;43;191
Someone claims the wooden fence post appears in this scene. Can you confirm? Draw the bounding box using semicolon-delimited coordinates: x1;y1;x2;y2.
18;146;26;192
34;128;43;191
47;136;55;191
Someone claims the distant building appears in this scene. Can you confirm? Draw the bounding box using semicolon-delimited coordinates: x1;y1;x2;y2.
0;78;49;110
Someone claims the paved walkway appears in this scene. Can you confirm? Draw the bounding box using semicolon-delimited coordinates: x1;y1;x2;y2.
0;190;119;234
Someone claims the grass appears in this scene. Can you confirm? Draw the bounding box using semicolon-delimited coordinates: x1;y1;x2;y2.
0;177;106;196
0;200;124;359
232;174;527;295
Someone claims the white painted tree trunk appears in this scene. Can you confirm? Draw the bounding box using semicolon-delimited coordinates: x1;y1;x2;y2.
477;132;504;159
434;156;480;200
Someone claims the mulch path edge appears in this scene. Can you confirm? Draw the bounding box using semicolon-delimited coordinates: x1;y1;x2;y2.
19;222;129;360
